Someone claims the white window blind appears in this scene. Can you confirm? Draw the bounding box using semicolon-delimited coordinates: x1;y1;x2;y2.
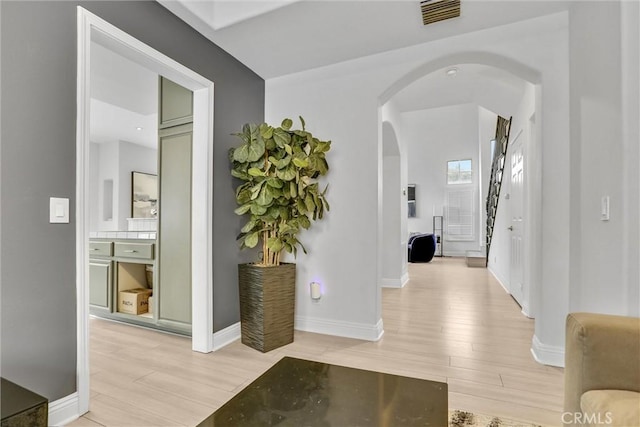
446;188;474;241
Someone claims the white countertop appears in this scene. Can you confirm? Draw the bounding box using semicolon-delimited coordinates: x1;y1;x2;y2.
90;231;156;240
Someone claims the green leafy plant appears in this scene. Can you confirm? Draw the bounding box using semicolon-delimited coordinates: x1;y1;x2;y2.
230;117;331;266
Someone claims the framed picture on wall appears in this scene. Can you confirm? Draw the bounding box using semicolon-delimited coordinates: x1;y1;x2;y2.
131;171;158;218
408;184;416;218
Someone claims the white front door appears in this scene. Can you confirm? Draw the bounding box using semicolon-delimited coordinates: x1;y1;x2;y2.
509;136;525;307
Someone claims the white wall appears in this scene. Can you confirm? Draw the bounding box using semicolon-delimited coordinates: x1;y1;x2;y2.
118;141;157;230
382;100;409;283
488;83;536;299
89;141;157;231
266;12;571;352
381;120;404;288
568;2;635;318
382;154;402;285
621;0;640;316
403;103;481;256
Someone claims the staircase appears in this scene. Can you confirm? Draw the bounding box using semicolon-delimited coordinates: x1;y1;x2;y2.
485;116;512;265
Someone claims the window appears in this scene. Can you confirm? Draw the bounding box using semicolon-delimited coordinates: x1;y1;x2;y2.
447;159;472;184
446;159;474;241
446;188;474;241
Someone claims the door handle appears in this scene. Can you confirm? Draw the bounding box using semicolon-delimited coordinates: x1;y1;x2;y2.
508;226;513;231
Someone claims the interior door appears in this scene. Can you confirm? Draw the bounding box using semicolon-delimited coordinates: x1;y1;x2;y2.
509;137;525;306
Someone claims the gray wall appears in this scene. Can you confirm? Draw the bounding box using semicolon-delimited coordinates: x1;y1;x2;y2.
0;0;264;401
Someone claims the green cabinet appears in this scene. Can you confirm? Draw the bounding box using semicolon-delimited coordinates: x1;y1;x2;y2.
158;123;192;332
89;239;160;328
156;76;194;335
89;259;112;311
159;77;193;129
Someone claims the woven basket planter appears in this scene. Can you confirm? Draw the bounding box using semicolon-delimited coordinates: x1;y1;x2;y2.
238;263;296;352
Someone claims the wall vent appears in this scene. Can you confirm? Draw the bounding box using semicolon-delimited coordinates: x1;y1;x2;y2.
420;0;461;26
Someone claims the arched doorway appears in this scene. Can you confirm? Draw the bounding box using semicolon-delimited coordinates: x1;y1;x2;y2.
380;121;407;288
378;52;542;320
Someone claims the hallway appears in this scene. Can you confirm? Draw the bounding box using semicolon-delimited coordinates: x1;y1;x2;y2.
70;257;563;426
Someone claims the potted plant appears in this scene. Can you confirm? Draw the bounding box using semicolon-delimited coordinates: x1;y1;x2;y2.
230;117;331;352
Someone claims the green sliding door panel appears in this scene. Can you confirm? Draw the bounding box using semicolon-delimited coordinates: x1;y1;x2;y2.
159;77;193;129
158;124;193;327
89;259;112;310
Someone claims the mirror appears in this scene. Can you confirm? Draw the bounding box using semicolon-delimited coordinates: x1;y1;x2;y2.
89;41;159;233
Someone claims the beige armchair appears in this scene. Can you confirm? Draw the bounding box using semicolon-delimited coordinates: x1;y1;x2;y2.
564;312;640;426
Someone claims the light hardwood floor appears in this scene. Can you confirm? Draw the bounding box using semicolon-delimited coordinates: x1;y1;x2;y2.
68;257;564;427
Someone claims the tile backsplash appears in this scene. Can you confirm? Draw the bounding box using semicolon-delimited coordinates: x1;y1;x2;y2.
89;231;156;240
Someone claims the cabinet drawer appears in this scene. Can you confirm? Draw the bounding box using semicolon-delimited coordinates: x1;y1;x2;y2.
89;241;112;257
114;242;154;260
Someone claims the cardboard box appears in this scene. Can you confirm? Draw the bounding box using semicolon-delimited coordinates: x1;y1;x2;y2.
118;288;152;315
465;251;486;268
148;296;153;314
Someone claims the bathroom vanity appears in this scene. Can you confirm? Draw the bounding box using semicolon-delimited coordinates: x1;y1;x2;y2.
89;231;190;335
89;76;194;336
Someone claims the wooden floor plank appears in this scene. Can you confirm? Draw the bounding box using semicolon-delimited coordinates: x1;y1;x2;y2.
67;257;564;426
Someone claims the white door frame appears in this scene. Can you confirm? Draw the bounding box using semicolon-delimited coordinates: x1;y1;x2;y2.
76;7;214;415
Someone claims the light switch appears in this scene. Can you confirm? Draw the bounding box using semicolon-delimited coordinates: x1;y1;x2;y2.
50;197;70;223
600;196;610;221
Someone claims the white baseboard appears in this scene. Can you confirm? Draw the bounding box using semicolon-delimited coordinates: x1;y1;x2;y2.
531;334;565;367
401;272;409;287
487;266;510;294
212;321;241;351
381;272;410;288
381;278;401;288
49;392;79;426
295;316;384;341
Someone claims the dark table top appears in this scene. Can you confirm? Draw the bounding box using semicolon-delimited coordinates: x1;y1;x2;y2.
198;356;448;426
1;378;48;420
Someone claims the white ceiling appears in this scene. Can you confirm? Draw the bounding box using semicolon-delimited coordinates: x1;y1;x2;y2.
393;63;528;117
90;1;563;145
90;42;158;149
159;0;570;80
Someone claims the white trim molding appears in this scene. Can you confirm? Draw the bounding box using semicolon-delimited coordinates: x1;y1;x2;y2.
381;273;410;288
75;7;92;417
381;278;402;288
295;316;384;341
212;322;241;351
531;334;564;367
487;266;510;295
76;6;215;421
48;392;79;427
521;306;533;319
401;272;410;287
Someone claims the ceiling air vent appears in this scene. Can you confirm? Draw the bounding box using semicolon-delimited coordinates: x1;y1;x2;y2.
420;0;460;26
